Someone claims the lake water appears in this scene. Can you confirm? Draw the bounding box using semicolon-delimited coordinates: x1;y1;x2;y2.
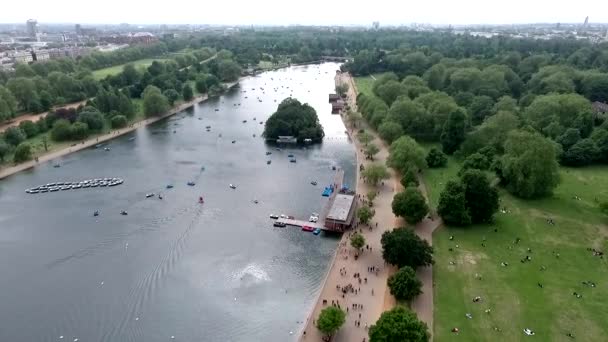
0;63;356;342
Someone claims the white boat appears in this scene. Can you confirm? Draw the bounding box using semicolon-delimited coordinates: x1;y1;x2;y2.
229;184;237;189
146;193;155;198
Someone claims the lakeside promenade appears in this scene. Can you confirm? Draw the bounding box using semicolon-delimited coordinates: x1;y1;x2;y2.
0;81;240;180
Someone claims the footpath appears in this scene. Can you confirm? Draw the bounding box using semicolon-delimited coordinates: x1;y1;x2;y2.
299;72;441;341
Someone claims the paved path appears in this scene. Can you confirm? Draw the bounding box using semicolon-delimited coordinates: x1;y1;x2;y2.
299;72;442;341
0;80;240;180
0;100;87;133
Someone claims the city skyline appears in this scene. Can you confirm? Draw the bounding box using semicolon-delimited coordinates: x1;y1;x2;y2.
1;0;608;26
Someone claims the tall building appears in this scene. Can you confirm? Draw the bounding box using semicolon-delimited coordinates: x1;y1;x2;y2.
75;24;82;35
583;16;589;27
26;19;39;40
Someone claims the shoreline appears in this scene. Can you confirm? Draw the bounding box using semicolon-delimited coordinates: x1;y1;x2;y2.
298;72;400;341
0;80;240;181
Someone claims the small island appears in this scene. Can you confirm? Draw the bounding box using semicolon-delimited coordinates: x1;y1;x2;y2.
263;98;325;143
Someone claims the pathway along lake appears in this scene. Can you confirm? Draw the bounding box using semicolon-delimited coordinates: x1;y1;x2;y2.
0;63;356;342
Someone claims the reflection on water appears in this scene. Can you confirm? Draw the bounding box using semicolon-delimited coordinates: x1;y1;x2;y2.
0;63;355;342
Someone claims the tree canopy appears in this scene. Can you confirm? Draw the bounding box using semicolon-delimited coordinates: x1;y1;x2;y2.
381;228;433;269
369;306;430;342
388;136;427;173
387;266;423;302
263;98;324;142
392;187;429;224
316;306;346;339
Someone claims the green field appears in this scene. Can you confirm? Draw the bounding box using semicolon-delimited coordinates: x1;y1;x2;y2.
92;58;168;80
353;76;608;341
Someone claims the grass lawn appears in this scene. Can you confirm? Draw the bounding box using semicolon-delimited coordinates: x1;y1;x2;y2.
92;58;168;80
429;158;608;341
355;74;608;341
354;75;377;98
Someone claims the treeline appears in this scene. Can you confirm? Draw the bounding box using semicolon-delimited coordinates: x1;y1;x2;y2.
0;44;224;123
0;49;242;164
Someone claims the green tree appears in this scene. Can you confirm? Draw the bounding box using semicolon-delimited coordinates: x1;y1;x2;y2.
369;306;429;342
392;187;429;224
163;89;180;106
0;85;18;121
400;168;419;187
437;181;471;226
18;120;38;138
600;201;608;216
365;143;380;160
381;228;433;269
375;80;408;106
461;169;499;223
362;163;390;186
216;59;242;82
182;83;194;101
263;98;324;142
388;136;427;173
468;95;494;125
0;140;10;162
378;121;403;144
195;76;208;93
111;115;128;128
501;130;560;198
556;128;581;150
440;108;467;155
316;306;346;340
50;119;73;141
458;152;491;176
561;138;599;166
367;190;378;206
357;131;374;145
350;233;365;250
387;266;422;301
41;135;48;151
13;142;32;163
336;83;349;97
357;206;374;225
143;86;170;117
77;109;104;131
3;127;27;146
426;148;447;168
70;122;89;140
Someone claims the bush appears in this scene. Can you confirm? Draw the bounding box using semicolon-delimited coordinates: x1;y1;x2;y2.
13;142;32;162
3;127;26;146
77;110;104;131
400;168;419;187
19;120;39;138
70;122;89;140
51;119;73;141
426;147;447;168
111;115;128;128
387;266;422;301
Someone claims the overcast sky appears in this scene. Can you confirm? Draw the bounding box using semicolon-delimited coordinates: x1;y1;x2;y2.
1;0;607;25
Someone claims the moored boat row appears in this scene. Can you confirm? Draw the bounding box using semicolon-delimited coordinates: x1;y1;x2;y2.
25;178;124;194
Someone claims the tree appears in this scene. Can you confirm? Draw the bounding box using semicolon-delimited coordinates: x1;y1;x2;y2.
143;86;169;117
369;306;430;342
122;63;140;85
556;128;581;150
523;93;591;133
70;122;89;140
195;76;208;93
365;143;380;159
357;206;374;225
18;120;38;138
367;190;378;206
0;85;17;121
263;98;324;142
388;136;427;173
351;233;365;250
600;201;608;216
378;121;403;144
182;83;194;101
111;115;128;128
316;306;346;340
216;59;242;82
41;135;48;152
461;169;499;223
561;138;599;166
501;130;560;198
336;83;349;97
392;187;429;224
362;163;390;186
77;109;104;131
163;89;180;106
437;181;471;226
459;152;491;176
381;228;433;269
468;95;494;125
357;131;373;145
440;108;467;155
387;266;422;301
13;142;32;163
3;127;27;146
50;119;73;141
375;80;407;106
400;168;419;187
426;148;447;168
0;140;10;162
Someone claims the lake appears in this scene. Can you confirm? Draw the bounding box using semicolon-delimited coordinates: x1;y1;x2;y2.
0;62;356;342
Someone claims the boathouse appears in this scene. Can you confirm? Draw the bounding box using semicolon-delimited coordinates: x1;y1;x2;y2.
324;194;356;231
331;99;345;114
329;94;340;102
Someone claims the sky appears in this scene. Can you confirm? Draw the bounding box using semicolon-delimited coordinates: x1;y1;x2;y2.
1;0;607;25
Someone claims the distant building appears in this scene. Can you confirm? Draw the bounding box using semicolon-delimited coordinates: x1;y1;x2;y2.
11;50;33;64
26;19;39;40
75;24;82;35
32;49;49;61
48;46;91;59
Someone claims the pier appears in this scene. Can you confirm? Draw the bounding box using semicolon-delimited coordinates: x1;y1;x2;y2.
275;169;355;232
